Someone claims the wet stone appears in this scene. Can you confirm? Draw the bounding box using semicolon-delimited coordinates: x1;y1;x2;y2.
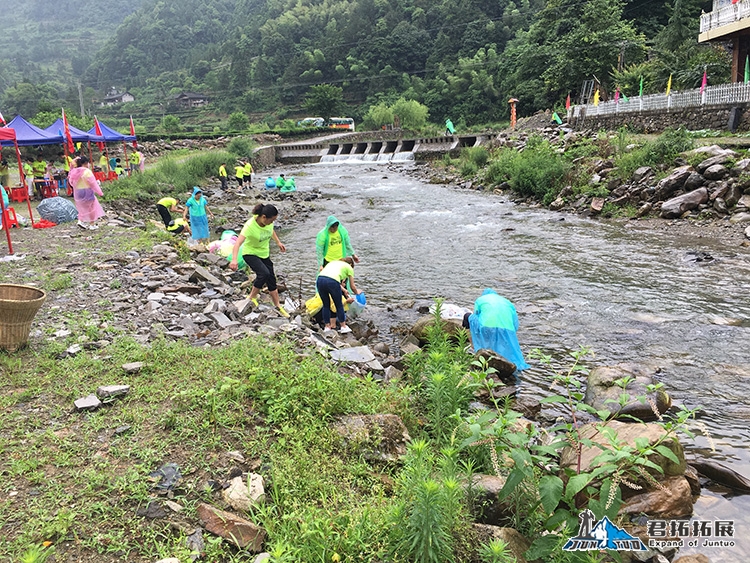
74;394;102;411
122;362;144;373
96;385;131;399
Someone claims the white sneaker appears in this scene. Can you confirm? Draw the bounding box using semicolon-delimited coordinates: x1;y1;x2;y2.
339;326;352;334
88;224;99;230
323;327;333;333
77;221;88;229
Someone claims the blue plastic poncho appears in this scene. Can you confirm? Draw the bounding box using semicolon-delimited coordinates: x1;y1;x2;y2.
468;289;530;370
265;177;277;189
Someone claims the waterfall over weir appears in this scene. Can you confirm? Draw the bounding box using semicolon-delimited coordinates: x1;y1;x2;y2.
319;152;415;163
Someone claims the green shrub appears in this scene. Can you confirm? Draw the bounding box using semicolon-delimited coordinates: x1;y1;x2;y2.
463;146;489;167
460;161;478;178
616;127;694;180
227;137;254;158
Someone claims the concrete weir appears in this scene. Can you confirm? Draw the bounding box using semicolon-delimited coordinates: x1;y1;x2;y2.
271;132;489;164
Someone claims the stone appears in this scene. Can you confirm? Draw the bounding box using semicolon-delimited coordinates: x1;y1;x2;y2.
654;166;692;200
713;198;728;214
96;385;131;399
561;420;686;480
730;212;750;224
189;265;222;286
384;365;403;383
682;172;704;192
253;555;271;563
637;202;652;217
725;184;742;207
549;197;565;211
137;500;168;519
222;474;266;512
471;524;531;563
473;349;516;381
155;559;181;563
469;474;514;525
147;292;165;302
74;394;102;411
145;301;161;313
632;166;653;183
410;315;465;344
661;188;709;219
204;299;227;314
590;197;605;213
122;361;144;373
619;476;694;519
585;364;672;422
234;298;253;316
329;346;376;363
210;312;240;329
702;164;728;181
738;194;750;209
684;144;736;159
746;225;750;240
164;500;184;513
197;503;266;550
696;154;733;174
333;414;411;462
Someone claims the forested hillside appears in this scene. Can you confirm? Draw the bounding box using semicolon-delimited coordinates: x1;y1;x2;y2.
0;0;727;128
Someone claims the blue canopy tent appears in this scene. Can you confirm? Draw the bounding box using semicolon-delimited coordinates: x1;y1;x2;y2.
1;115;61;146
44;118;105;143
87;121;137;177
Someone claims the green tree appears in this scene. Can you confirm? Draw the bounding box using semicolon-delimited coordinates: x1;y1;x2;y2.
304;84;345;122
391;98;429;130
227;111;250;131
162;114;182;133
362;102;394;129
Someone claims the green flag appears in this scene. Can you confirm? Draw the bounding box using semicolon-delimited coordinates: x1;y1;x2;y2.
639;76;644;97
745;55;749;84
622;92;629;102
552;112;562;125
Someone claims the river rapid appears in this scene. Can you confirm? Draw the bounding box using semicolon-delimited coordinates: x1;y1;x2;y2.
269;160;750;559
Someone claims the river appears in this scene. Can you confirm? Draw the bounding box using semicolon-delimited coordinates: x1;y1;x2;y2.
270;160;750;560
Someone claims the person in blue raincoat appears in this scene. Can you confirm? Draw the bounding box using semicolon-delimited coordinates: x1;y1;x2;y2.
463;289;530;370
183;186;214;243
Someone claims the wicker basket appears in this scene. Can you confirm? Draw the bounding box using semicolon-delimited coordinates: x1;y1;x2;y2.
0;284;47;351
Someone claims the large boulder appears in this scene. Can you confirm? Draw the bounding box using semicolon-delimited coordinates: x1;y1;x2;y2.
684;145;736;159
660;188;709;218
585;364;672;422
561;420;687;480
695;154;734;174
702;164;729;181
632;166;654;183
619;475;695;519
654;166;692;200
682;172;705;192
473;348;516;381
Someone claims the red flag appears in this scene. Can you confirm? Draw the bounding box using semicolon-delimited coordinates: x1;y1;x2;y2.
614;87;620;103
0;111;5;125
129;115;137;149
93;116;105;152
700;70;708;94
565;93;571;110
62;108;75;154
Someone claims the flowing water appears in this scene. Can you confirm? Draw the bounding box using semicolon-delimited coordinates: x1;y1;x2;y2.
272;161;750;559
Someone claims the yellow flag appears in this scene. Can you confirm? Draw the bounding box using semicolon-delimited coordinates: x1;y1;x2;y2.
666;74;672;96
593;89;600;106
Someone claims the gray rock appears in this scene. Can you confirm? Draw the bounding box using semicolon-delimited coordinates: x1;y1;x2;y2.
654;166;692;200
549;197;565;211
234;298;253;315
210;312;240;328
253;555;271;563
746;225;750;239
204;299;227;314
473;349;516;381
590;197;605;214
726;184;743;207
384;365;403;382
96;385;131;399
222;474;266;512
585;364;672;422
147;292;165;302
197;503;266;551
189;265;222;286
632;166;653;183
329;346;376;363
739;194;750;209
714;198;728;214
682;172;704;192
637;202;653;217
74;394;102;411
685;144;736;159
730;212;750;224
660;187;708;218
471;525;532;563
696;154;733;174
702;164;729;181
122;362;144;373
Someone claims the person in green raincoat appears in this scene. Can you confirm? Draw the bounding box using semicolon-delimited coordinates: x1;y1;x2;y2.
315;215;359;271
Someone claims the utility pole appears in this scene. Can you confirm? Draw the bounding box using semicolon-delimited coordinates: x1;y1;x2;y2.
77;81;85;117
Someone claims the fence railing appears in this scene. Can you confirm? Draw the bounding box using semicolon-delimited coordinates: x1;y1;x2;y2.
700;0;750;33
571;82;750;119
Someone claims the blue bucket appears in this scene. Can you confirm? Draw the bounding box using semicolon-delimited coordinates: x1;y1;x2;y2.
355;292;366;306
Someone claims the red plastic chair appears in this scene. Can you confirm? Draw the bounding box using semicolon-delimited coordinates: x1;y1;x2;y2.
9;186;29;202
94;171;106;182
2;206;19;229
107;171;119;181
40;181;59;199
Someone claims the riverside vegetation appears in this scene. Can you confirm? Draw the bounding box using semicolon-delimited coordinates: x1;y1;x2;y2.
1;278;700;563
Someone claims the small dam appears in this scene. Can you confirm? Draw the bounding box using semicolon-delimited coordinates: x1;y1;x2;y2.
272;133;490;164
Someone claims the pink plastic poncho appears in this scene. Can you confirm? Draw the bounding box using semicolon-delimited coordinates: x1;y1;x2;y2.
69;167;105;223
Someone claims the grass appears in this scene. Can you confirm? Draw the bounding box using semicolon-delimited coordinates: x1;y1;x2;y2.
0;335;412;561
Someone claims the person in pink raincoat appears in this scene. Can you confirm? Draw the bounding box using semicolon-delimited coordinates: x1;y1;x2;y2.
138;150;145;173
68;155;105;230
